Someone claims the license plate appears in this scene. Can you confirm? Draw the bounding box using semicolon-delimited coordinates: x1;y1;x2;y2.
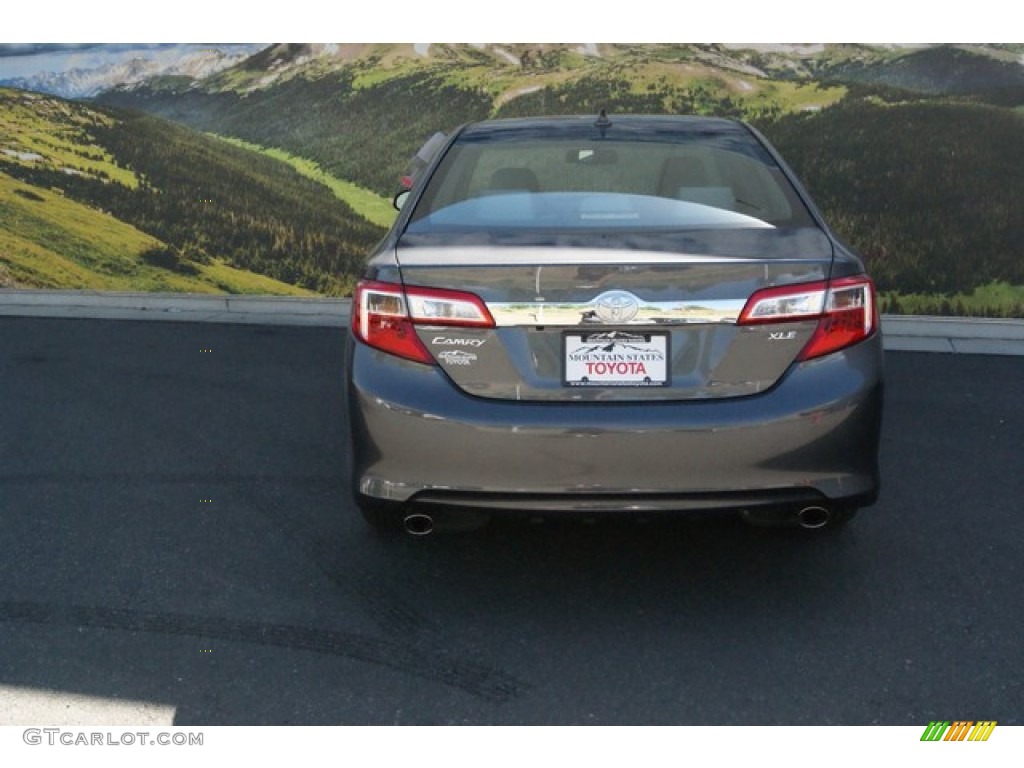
564;331;669;387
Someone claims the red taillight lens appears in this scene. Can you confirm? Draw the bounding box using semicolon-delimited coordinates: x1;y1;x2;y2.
798;276;877;360
739;276;877;361
352;279;495;364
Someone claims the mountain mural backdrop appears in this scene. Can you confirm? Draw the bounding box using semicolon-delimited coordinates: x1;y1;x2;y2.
1;43;1022;316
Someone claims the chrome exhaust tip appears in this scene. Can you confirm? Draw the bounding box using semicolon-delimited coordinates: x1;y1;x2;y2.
403;513;435;536
797;505;831;530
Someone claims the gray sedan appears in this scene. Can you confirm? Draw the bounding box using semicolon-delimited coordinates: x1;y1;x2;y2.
345;114;883;534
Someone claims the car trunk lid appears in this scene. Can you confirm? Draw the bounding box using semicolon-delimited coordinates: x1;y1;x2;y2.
394;228;835;401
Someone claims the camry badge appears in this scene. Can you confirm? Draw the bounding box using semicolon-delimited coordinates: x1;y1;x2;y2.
432;336;486;347
593;290;640;323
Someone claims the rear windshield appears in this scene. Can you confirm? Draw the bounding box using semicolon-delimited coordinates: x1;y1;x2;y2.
405;130;817;234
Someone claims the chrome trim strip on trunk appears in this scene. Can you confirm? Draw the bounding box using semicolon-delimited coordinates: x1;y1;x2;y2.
394;246;762;266
487;299;744;326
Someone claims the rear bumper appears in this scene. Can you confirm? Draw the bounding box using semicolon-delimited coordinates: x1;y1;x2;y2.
347;333;883;514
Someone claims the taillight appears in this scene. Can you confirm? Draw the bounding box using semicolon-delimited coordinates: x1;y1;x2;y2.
739;276;877;361
352;279;495;364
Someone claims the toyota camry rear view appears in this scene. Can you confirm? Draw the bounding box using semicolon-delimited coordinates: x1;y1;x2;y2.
345;113;883;534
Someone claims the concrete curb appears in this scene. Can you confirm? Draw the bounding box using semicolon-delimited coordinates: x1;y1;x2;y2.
0;290;348;327
2;289;1023;356
882;316;1024;356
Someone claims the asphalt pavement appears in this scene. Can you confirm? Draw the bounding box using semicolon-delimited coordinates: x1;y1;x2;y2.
0;309;1022;725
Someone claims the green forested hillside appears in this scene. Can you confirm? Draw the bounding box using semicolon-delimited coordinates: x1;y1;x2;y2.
102;69;495;195
212;135;396;229
0;171;314;294
0;88;385;294
812;45;1024;95
764;97;1024;310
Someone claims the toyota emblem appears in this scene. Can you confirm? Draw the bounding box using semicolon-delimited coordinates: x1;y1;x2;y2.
593;290;640;323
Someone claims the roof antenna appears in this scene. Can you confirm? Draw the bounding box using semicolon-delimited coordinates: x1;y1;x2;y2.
594;109;611;138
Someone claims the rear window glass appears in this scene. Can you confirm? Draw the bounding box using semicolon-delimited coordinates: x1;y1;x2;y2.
405;132;816;233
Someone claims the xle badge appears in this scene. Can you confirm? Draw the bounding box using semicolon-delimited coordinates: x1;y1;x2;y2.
769;331;798;341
